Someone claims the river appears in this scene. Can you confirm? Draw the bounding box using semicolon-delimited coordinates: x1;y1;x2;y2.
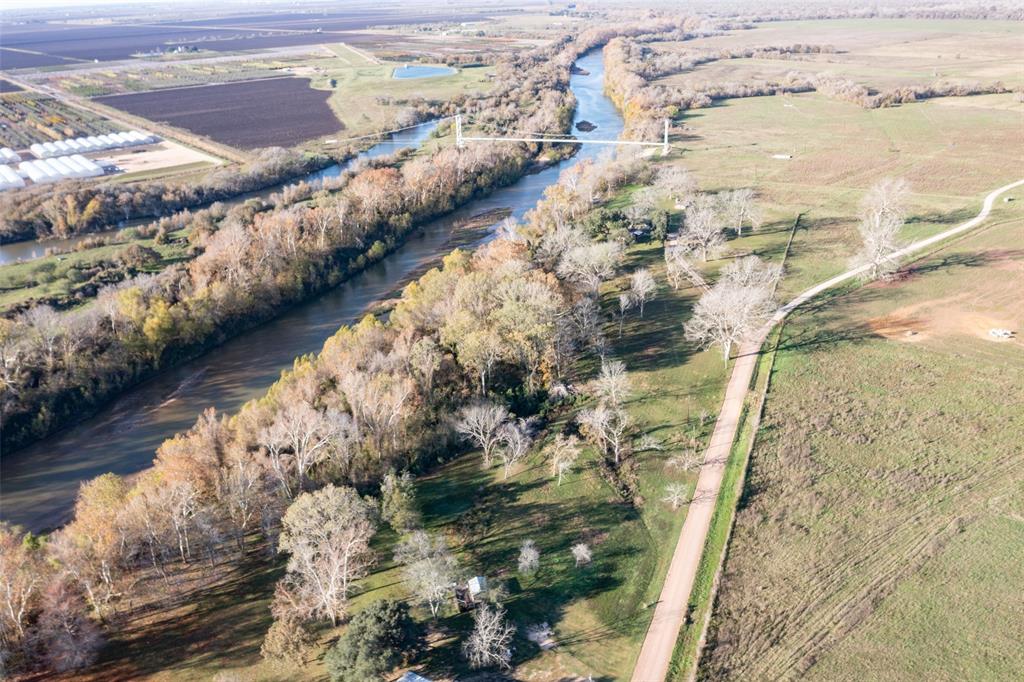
0;121;442;265
0;50;624;532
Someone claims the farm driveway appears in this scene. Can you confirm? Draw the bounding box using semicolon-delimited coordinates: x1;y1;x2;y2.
629;177;1024;682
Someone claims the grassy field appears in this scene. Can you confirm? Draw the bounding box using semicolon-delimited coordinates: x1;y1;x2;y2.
299;45;496;139
0;230;190;313
698;205;1024;681
670;89;1023;298
662;19;1024;90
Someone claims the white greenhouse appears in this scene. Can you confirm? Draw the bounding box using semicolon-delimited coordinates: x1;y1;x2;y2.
0;148;21;163
0;165;26;190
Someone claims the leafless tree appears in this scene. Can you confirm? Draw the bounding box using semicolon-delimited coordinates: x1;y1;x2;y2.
683;194;726;261
395;530;458;619
618;292;634;337
630;268;657;317
557;241;624;293
36;580;103;673
720;188;763;237
594;359;631;409
665;246;708;292
463;604;515;670
684;277;776;364
517;539;540;575
497;421;532;480
721;255;783;289
579;404;632;464
261;403;353;498
852;178;909;280
656;165;698;207
456;402;511;467
547;434;582;486
662;483;689;510
571;542;592;567
20;305;61;371
278;485;377;625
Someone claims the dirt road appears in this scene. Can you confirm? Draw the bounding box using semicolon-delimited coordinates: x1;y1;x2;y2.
629;178;1024;682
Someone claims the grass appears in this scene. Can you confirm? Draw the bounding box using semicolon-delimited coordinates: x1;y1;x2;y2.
698;206;1024;680
662;86;1022;299
0;231;190;313
302;47;496;138
109;160;218;183
662;18;1024;89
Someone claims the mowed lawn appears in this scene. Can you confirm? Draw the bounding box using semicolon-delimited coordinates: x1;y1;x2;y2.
699;206;1024;681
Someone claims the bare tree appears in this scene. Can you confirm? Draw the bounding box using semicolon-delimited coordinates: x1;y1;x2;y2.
617;291;635;337
517;539;540;575
557;241;624;293
497;421;532;480
684;277;776;364
395;531;458;619
36;580;103;673
463;604;515;670
656;165;698;208
547;434;582;486
683;194;726;261
662;483;689;510
721;255;783;289
852;178;909;280
579;404;632;464
665;245;708;292
278;485;377;625
456;402;510;467
720;188;762;237
629;268;657;317
594;358;631;409
21;305;62;371
261;403;352;498
571;542;592;567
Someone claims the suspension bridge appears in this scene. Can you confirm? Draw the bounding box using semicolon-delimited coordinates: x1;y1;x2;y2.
325;116;672;155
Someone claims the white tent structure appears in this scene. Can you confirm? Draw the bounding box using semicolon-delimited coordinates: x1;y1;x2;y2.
0;164;26;190
0;148;21;163
26;130;158;160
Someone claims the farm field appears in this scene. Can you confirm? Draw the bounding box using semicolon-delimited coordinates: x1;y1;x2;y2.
698;205;1024;681
35;49;331;97
0;91;121;148
94;76;341;149
673;18;1024;87
0;9;493;68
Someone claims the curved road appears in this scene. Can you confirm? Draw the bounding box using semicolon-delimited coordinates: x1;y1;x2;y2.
630;178;1024;682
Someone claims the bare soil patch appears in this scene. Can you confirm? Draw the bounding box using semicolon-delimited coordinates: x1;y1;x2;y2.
96;77;342;149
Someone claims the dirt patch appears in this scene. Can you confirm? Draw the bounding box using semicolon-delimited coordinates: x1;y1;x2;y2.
97;139;221;174
869;295;1019;345
868;313;929;343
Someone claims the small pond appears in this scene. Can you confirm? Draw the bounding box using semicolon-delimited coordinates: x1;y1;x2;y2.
393;64;456;79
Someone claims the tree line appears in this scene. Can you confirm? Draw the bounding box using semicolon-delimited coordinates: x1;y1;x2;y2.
0;148;326;244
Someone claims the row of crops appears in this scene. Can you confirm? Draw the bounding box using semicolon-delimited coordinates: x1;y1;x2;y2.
0;93;119;149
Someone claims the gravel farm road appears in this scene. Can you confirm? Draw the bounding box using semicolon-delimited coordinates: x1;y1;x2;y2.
629;177;1024;682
